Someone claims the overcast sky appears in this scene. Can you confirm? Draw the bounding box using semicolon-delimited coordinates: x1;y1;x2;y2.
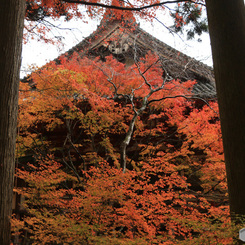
20;8;213;79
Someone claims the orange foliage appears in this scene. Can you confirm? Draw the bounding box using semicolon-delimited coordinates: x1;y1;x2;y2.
14;52;232;244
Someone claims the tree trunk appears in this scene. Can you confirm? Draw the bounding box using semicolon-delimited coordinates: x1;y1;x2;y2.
120;98;147;173
120;112;138;173
206;0;245;217
0;1;25;244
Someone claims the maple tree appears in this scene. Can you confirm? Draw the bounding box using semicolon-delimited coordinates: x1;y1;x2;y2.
12;52;235;244
21;0;245;221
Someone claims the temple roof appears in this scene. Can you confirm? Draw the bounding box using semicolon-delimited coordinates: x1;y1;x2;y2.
62;11;216;99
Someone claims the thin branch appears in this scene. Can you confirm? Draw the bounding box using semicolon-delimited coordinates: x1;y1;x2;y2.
204;177;227;195
62;157;82;183
67;135;85;164
148;94;195;104
62;0;205;11
141;58;160;75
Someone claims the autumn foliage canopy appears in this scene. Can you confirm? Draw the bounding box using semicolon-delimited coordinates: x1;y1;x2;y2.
12;1;228;244
12;48;233;244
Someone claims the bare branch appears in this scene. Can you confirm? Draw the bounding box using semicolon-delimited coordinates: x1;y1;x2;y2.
142;58;161;75
62;0;205;11
148;94;192;104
